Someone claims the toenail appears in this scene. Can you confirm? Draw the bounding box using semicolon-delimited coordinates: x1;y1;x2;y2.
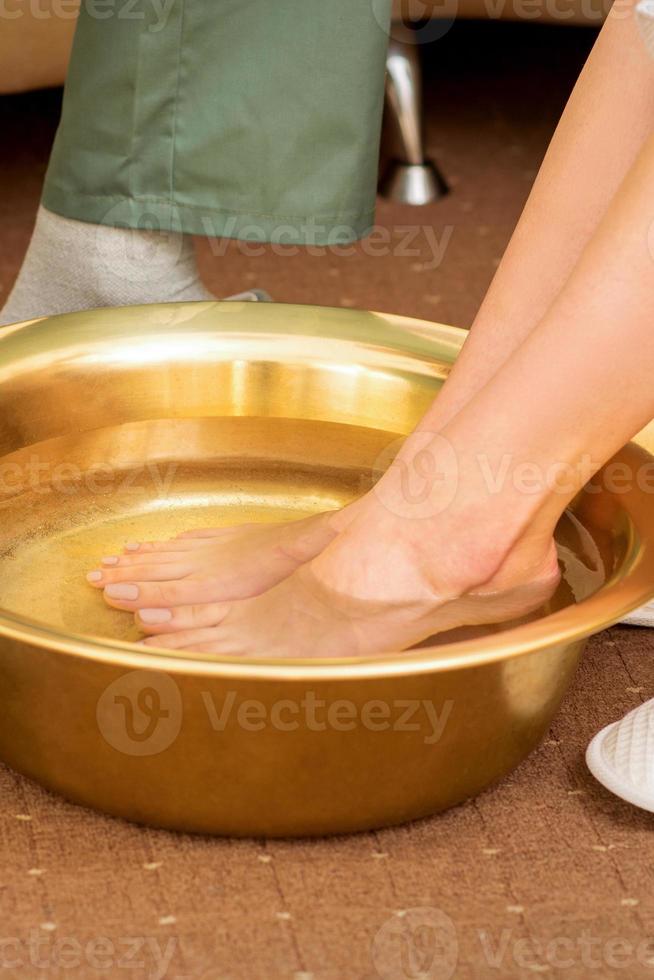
125;541;140;551
139;608;173;624
105;584;139;600
86;571;103;583
101;556;119;566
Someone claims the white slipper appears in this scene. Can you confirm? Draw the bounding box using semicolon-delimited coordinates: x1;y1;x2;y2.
586;699;654;812
621;602;654;627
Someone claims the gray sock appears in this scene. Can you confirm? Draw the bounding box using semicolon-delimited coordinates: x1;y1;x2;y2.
0;205;215;326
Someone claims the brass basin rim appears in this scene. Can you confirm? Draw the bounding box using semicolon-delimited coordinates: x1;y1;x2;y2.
0;303;652;680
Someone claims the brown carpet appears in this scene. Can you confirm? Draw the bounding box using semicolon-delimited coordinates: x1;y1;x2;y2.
1;21;653;980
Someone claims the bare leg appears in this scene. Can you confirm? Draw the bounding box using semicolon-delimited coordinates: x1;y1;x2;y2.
88;0;654;605
111;134;654;654
421;0;654;428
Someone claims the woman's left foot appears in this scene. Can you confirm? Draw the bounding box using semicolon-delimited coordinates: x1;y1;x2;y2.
86;505;357;605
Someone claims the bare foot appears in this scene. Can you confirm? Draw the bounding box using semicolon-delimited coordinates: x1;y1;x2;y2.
85;429;458;609
85;430;457;610
86;504;358;606
117;502;561;658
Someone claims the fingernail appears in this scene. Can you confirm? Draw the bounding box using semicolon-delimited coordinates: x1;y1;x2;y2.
86;571;103;583
102;556;119;566
139;608;173;624
125;541;140;552
105;583;139;600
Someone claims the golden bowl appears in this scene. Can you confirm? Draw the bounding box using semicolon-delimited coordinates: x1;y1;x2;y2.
0;301;652;837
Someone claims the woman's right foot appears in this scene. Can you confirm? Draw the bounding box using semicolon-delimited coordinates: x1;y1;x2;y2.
86;503;359;605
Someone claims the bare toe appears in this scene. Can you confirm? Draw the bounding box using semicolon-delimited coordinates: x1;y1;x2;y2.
136;602;229;634
86;561;192;588
123;539;210;554
141;627;229;652
102;551;187;568
102;578;222;611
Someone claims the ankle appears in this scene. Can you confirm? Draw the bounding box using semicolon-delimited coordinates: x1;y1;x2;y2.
367;486;559;602
478;535;560;594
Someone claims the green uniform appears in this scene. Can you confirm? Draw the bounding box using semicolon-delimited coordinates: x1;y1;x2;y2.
43;0;392;245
